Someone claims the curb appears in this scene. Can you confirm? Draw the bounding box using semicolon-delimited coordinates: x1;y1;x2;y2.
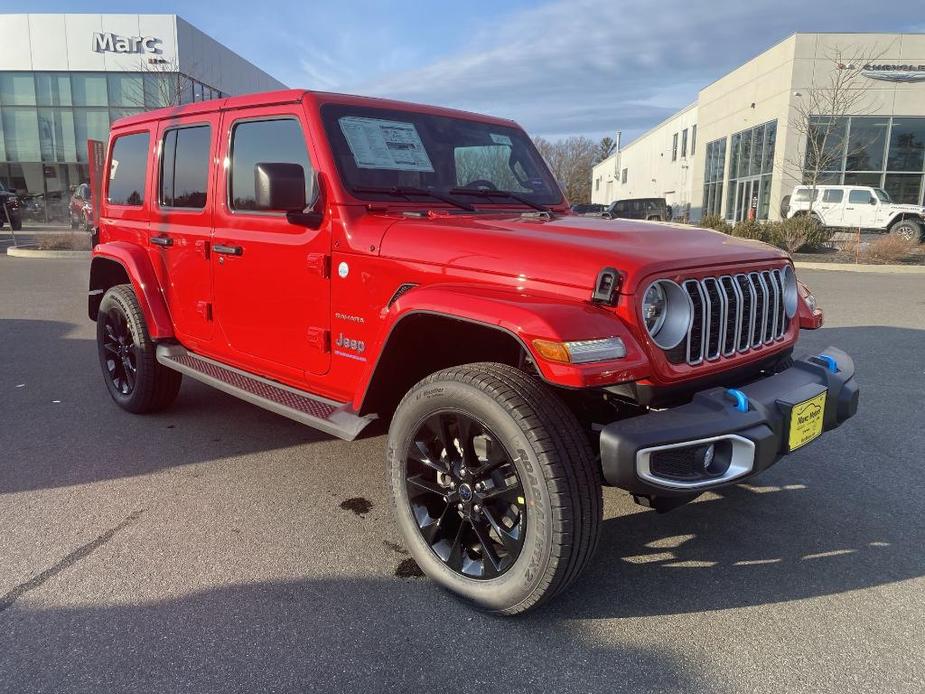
795;261;925;274
6;246;91;259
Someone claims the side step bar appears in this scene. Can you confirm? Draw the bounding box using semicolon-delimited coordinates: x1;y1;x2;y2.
155;345;374;441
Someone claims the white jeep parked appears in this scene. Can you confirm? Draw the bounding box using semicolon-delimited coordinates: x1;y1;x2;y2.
786;185;924;242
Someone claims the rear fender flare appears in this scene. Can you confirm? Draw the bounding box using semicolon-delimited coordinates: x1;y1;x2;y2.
90;242;173;339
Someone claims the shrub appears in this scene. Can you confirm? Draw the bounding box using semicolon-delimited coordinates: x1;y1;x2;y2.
35;232;91;251
699;214;731;234
766;216;832;253
861;234;918;264
731;218;768;243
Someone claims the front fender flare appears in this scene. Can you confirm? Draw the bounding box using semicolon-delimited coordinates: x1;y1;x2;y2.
354;283;649;411
90;242;174;339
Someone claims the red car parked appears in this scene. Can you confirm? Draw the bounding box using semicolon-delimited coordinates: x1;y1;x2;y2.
69;182;93;230
89;90;858;614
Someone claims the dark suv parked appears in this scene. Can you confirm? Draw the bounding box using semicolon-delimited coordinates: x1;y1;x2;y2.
0;182;23;230
602;197;669;222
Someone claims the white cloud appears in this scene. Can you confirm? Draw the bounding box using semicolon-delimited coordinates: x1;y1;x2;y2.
347;0;917;140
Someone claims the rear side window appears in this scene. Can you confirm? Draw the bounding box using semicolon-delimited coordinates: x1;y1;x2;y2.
229;118;312;211
160;125;211;209
848;189;872;204
792;188;819;202
108;132;150;206
822;189;843;203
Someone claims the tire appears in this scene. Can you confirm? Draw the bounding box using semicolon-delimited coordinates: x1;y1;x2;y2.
387;362;602;615
9;215;22;231
890;219;923;243
97;284;182;414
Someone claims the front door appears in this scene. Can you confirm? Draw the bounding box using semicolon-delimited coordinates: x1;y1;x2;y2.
148;117;219;347
211;109;331;380
845;188;878;229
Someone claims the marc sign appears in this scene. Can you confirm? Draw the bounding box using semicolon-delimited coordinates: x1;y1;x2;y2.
861;63;925;83
92;32;162;54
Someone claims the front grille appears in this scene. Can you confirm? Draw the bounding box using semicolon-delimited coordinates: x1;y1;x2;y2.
670;269;789;366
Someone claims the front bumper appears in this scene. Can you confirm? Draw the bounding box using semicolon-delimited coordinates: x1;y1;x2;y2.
600;346;859;495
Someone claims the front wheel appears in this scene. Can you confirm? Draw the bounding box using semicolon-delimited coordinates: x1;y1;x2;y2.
97;284;182;413
9;214;22;231
387;363;602;615
890;219;922;243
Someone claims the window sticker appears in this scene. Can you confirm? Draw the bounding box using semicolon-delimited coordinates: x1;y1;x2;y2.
339;116;434;172
490;133;513;146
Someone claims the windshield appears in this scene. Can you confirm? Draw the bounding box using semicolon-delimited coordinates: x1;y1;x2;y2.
321;104;562;207
874;188;891;203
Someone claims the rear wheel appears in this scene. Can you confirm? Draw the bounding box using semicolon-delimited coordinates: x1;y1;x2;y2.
97;284;181;413
890;218;922;243
9;214;21;231
387;362;601;615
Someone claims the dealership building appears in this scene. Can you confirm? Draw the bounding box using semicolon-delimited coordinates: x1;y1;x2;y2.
591;33;925;222
0;13;285;219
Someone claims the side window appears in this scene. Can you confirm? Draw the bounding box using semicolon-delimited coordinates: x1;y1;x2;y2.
230;118;312;211
108;132;150;206
160;125;211;209
823;189;844;204
614;201;625;213
848;189;872;204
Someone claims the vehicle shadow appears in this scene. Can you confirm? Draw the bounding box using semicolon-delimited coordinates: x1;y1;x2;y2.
0;576;705;694
0;318;336;495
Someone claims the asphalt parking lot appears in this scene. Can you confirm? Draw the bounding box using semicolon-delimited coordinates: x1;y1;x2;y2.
1;255;923;693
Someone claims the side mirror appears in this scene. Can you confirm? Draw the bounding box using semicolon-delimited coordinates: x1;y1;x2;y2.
870;198;877;205
254;162;322;228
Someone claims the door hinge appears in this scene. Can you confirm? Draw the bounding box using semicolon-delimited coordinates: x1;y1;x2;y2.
196;301;212;321
306;253;330;278
195;239;210;259
307;327;330;353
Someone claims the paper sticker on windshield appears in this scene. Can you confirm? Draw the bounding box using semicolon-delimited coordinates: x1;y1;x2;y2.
490;133;513;146
339;117;434;172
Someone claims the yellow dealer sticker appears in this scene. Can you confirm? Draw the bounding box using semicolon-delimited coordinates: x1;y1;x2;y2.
789;391;827;451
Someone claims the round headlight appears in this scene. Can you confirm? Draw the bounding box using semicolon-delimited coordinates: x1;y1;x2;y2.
782;265;798;318
642;280;692;350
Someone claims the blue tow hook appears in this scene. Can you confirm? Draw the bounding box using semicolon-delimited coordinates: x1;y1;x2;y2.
814;353;839;373
726;388;749;413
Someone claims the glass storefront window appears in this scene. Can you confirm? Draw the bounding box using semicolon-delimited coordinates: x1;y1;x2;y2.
73;109;110;162
762;122;776;174
887;119;925;172
843;172;882;187
0;73;37;106
107;74;144;108
35;74;72;107
38;108;77;162
883;173;924;205
805;116;847;172
144;74;178;108
71;73;109;107
1;108;41;161
845;117;888;171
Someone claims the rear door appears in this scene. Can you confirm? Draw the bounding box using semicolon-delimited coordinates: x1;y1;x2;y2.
147;116;219;346
817;188;844;226
211;106;331;379
845;188;878;229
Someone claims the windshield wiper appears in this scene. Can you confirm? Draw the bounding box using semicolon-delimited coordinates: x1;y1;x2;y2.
448;187;549;212
351;185;475;211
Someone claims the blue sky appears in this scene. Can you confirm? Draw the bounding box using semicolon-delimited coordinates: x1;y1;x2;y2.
14;0;925;142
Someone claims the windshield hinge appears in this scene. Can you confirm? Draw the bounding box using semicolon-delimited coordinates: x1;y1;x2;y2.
520;210;553;221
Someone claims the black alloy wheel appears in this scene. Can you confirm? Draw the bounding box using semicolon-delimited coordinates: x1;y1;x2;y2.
404;411;527;580
101;305;138;395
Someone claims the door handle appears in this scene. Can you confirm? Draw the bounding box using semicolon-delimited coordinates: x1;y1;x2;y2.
150;235;173;247
213;244;243;256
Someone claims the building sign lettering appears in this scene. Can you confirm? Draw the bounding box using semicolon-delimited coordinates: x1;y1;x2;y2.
861;64;925;83
92;32;162;54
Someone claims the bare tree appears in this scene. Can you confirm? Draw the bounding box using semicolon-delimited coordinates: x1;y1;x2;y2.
786;44;889;212
533;135;598;204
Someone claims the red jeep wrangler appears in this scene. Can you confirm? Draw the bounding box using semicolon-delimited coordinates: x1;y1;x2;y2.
89;90;859;614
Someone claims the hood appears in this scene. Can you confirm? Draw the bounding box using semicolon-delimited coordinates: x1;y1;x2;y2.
377;214;788;293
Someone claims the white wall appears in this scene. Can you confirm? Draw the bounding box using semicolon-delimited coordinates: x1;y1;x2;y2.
591;103;698;214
